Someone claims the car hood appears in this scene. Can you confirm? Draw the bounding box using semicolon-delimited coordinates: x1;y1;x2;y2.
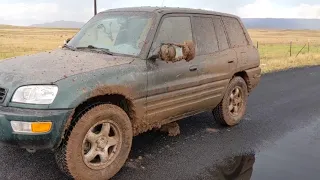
0;49;134;85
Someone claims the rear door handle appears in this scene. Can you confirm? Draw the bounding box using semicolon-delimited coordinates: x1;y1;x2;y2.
228;60;234;63
189;66;198;71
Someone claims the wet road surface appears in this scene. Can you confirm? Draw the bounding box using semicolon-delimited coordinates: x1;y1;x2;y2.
0;66;320;180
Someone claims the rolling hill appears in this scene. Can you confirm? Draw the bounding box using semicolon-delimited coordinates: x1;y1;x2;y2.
31;20;85;29
27;18;320;30
242;18;320;30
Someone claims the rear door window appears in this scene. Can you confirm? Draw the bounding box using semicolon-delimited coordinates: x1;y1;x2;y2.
222;17;248;48
212;16;229;51
193;16;219;55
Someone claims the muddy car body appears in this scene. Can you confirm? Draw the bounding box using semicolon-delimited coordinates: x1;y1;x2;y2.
0;7;261;179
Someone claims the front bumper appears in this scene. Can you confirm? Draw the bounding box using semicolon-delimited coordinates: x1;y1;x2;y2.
0;106;73;150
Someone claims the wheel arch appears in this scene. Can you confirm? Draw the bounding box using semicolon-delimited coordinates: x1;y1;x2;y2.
57;85;141;148
233;71;252;92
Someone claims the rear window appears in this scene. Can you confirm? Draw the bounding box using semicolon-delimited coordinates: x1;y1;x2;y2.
193;16;219;55
222;17;248;47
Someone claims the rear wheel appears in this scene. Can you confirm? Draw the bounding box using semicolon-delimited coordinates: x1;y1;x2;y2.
213;77;248;126
55;104;132;180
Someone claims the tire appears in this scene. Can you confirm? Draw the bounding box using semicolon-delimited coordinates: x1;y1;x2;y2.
213;76;248;126
55;104;133;180
219;155;255;179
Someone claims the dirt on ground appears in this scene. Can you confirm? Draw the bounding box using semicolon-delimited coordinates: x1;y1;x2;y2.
157;122;181;136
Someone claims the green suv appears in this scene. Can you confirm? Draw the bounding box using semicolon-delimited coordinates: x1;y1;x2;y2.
0;7;261;180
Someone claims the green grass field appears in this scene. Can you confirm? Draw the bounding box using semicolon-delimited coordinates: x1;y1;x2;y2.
248;29;320;72
1;25;320;73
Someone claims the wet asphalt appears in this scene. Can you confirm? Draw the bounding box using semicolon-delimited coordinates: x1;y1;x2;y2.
0;66;320;180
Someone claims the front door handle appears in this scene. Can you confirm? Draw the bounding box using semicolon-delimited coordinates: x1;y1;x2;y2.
228;60;234;63
189;66;198;71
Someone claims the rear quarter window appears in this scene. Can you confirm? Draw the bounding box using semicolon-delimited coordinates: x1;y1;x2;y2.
222;17;248;48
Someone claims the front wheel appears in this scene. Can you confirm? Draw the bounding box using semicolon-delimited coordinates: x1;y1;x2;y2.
55;104;133;180
213;77;248;126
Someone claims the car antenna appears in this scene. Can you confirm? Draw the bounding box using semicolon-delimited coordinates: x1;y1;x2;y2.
94;0;97;15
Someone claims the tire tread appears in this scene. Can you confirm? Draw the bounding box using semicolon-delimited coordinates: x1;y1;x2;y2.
212;76;248;126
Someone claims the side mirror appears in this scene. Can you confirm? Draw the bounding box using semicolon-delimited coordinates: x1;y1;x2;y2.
159;44;177;62
182;41;196;62
159;41;196;63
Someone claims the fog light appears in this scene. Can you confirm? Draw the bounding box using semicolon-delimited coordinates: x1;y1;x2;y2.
11;121;52;133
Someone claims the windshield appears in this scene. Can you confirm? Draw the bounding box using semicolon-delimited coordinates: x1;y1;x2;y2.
67;12;154;56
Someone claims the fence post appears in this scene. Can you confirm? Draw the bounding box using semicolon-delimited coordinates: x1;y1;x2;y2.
308;42;310;53
257;41;259;49
290;41;292;57
296;44;307;58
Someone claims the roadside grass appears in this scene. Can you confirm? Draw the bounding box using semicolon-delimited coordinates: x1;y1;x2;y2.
261;53;320;73
257;43;320;73
249;29;320;73
1;25;320;73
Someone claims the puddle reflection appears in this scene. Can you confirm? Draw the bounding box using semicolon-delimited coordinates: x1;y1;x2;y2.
196;153;255;180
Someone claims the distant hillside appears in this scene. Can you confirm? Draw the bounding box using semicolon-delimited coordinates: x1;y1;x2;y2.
0;24;15;28
242;18;320;30
0;24;35;29
28;18;320;30
31;20;85;29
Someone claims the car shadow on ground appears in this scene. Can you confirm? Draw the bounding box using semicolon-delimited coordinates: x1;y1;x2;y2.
129;112;222;156
0;112;226;180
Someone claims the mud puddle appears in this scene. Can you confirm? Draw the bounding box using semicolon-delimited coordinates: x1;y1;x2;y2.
113;116;320;180
193;120;320;180
250;120;320;180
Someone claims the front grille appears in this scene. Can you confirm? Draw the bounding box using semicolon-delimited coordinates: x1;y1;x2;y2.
0;88;7;103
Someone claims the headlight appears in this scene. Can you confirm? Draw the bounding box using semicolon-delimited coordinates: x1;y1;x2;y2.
12;85;58;105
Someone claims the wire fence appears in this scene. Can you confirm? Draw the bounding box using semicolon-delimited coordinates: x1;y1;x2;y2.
255;41;320;58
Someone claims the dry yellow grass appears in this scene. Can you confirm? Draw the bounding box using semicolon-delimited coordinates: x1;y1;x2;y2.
0;26;77;59
248;29;320;45
1;25;320;73
261;53;320;73
249;29;320;73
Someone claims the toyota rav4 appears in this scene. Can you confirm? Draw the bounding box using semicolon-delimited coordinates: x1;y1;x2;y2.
0;7;261;180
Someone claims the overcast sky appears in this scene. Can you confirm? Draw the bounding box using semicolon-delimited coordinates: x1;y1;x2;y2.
0;0;320;26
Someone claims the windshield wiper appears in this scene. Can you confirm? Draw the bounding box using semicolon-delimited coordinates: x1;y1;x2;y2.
62;44;77;51
77;45;114;55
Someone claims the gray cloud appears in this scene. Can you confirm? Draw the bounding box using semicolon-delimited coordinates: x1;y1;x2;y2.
0;0;319;25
